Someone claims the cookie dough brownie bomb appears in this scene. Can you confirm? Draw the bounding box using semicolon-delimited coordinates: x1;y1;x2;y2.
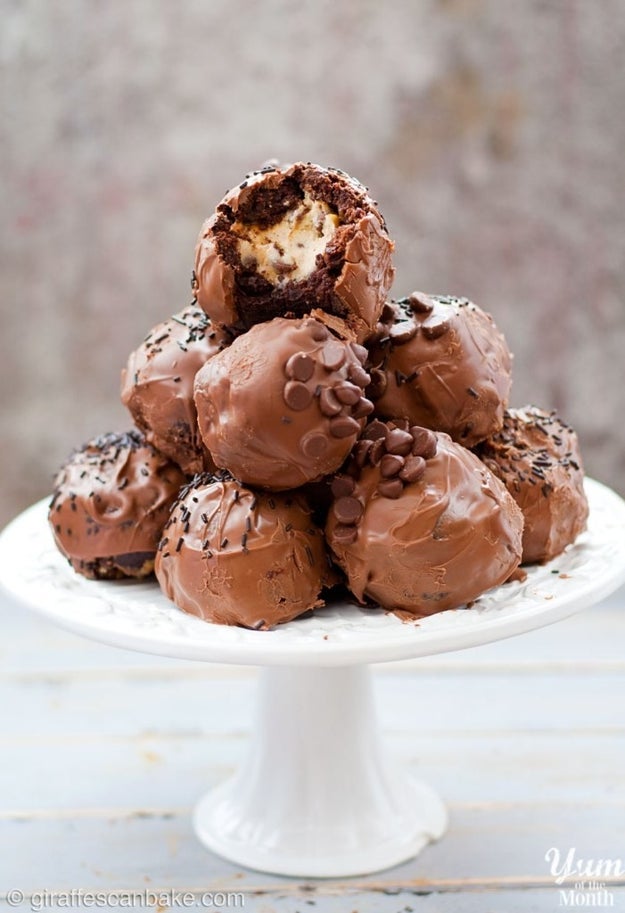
121;304;230;475
48;430;186;580
476;406;589;564
325;420;524;617
193;162;395;341
193;314;374;490
367;292;512;447
155;471;333;629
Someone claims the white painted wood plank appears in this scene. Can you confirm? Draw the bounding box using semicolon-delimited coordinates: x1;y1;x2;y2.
1;805;624;892
1;671;623;740
2;888;623;912
377;670;625;733
0;732;623;813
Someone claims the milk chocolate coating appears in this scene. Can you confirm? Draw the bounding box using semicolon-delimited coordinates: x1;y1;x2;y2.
155;472;332;629
48;430;186;579
475;406;589;564
194;316;373;490
121;305;230;475
326;424;523;616
193;163;395;342
367;293;513;447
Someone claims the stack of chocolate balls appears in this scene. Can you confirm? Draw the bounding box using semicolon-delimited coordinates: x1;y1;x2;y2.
49;162;589;630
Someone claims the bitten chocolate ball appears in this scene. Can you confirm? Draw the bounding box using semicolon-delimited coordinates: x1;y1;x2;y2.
193;162;395;342
121;304;230;475
367;293;513;447
48;431;186;580
155;472;333;629
193;316;374;490
475;406;589;564
326;421;523;616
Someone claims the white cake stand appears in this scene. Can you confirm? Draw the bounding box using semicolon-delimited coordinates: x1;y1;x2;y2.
1;478;625;878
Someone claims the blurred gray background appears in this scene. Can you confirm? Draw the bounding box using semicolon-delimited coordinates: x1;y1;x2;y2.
1;0;624;526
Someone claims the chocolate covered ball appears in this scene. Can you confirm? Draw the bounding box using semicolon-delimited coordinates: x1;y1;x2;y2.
475;406;589;564
193;162;395;342
193;315;374;490
48;430;186;579
121;304;230;475
155;472;332;629
367;293;513;447
326;421;523;616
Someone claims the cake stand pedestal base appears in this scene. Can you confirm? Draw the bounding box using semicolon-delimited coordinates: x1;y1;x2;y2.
193;665;447;878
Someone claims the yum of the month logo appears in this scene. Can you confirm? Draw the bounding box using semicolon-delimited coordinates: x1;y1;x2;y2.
545;847;624;907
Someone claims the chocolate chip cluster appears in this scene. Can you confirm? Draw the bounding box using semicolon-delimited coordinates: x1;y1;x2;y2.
328;419;439;544
282;329;373;444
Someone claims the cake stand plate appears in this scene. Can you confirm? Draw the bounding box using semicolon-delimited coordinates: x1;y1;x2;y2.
1;478;625;877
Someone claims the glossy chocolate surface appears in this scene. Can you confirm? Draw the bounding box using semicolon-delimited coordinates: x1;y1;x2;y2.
155;472;332;629
326;425;523;616
121;305;230;474
367;293;512;447
194;315;373;490
476;406;588;563
49;430;185;579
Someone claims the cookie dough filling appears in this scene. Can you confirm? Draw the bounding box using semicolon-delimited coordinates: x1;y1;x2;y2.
232;192;340;285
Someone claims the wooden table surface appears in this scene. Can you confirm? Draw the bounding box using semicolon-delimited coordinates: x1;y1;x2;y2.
1;582;624;912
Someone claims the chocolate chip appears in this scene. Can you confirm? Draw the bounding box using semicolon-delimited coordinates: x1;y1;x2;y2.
377;478;404;499
408;292;435;315
410;426;437;459
380;453;405;477
310;322;329;341
333;524;358;545
331;475;356;498
350;342;368;364
352;439;372;467
285;352;315;382
333;496;363;524
301;432;328;458
319;387;342;416
321;341;346;370
367;368;387;399
385;428;414;456
347;363;371;388
368;438;385;465
380;302;396;322
399;455;426;483
363;419;388;441
421;316;450;339
352;397;374;419
284;381;313;411
329;415;361;438
334;381;361;405
389;321;417;344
